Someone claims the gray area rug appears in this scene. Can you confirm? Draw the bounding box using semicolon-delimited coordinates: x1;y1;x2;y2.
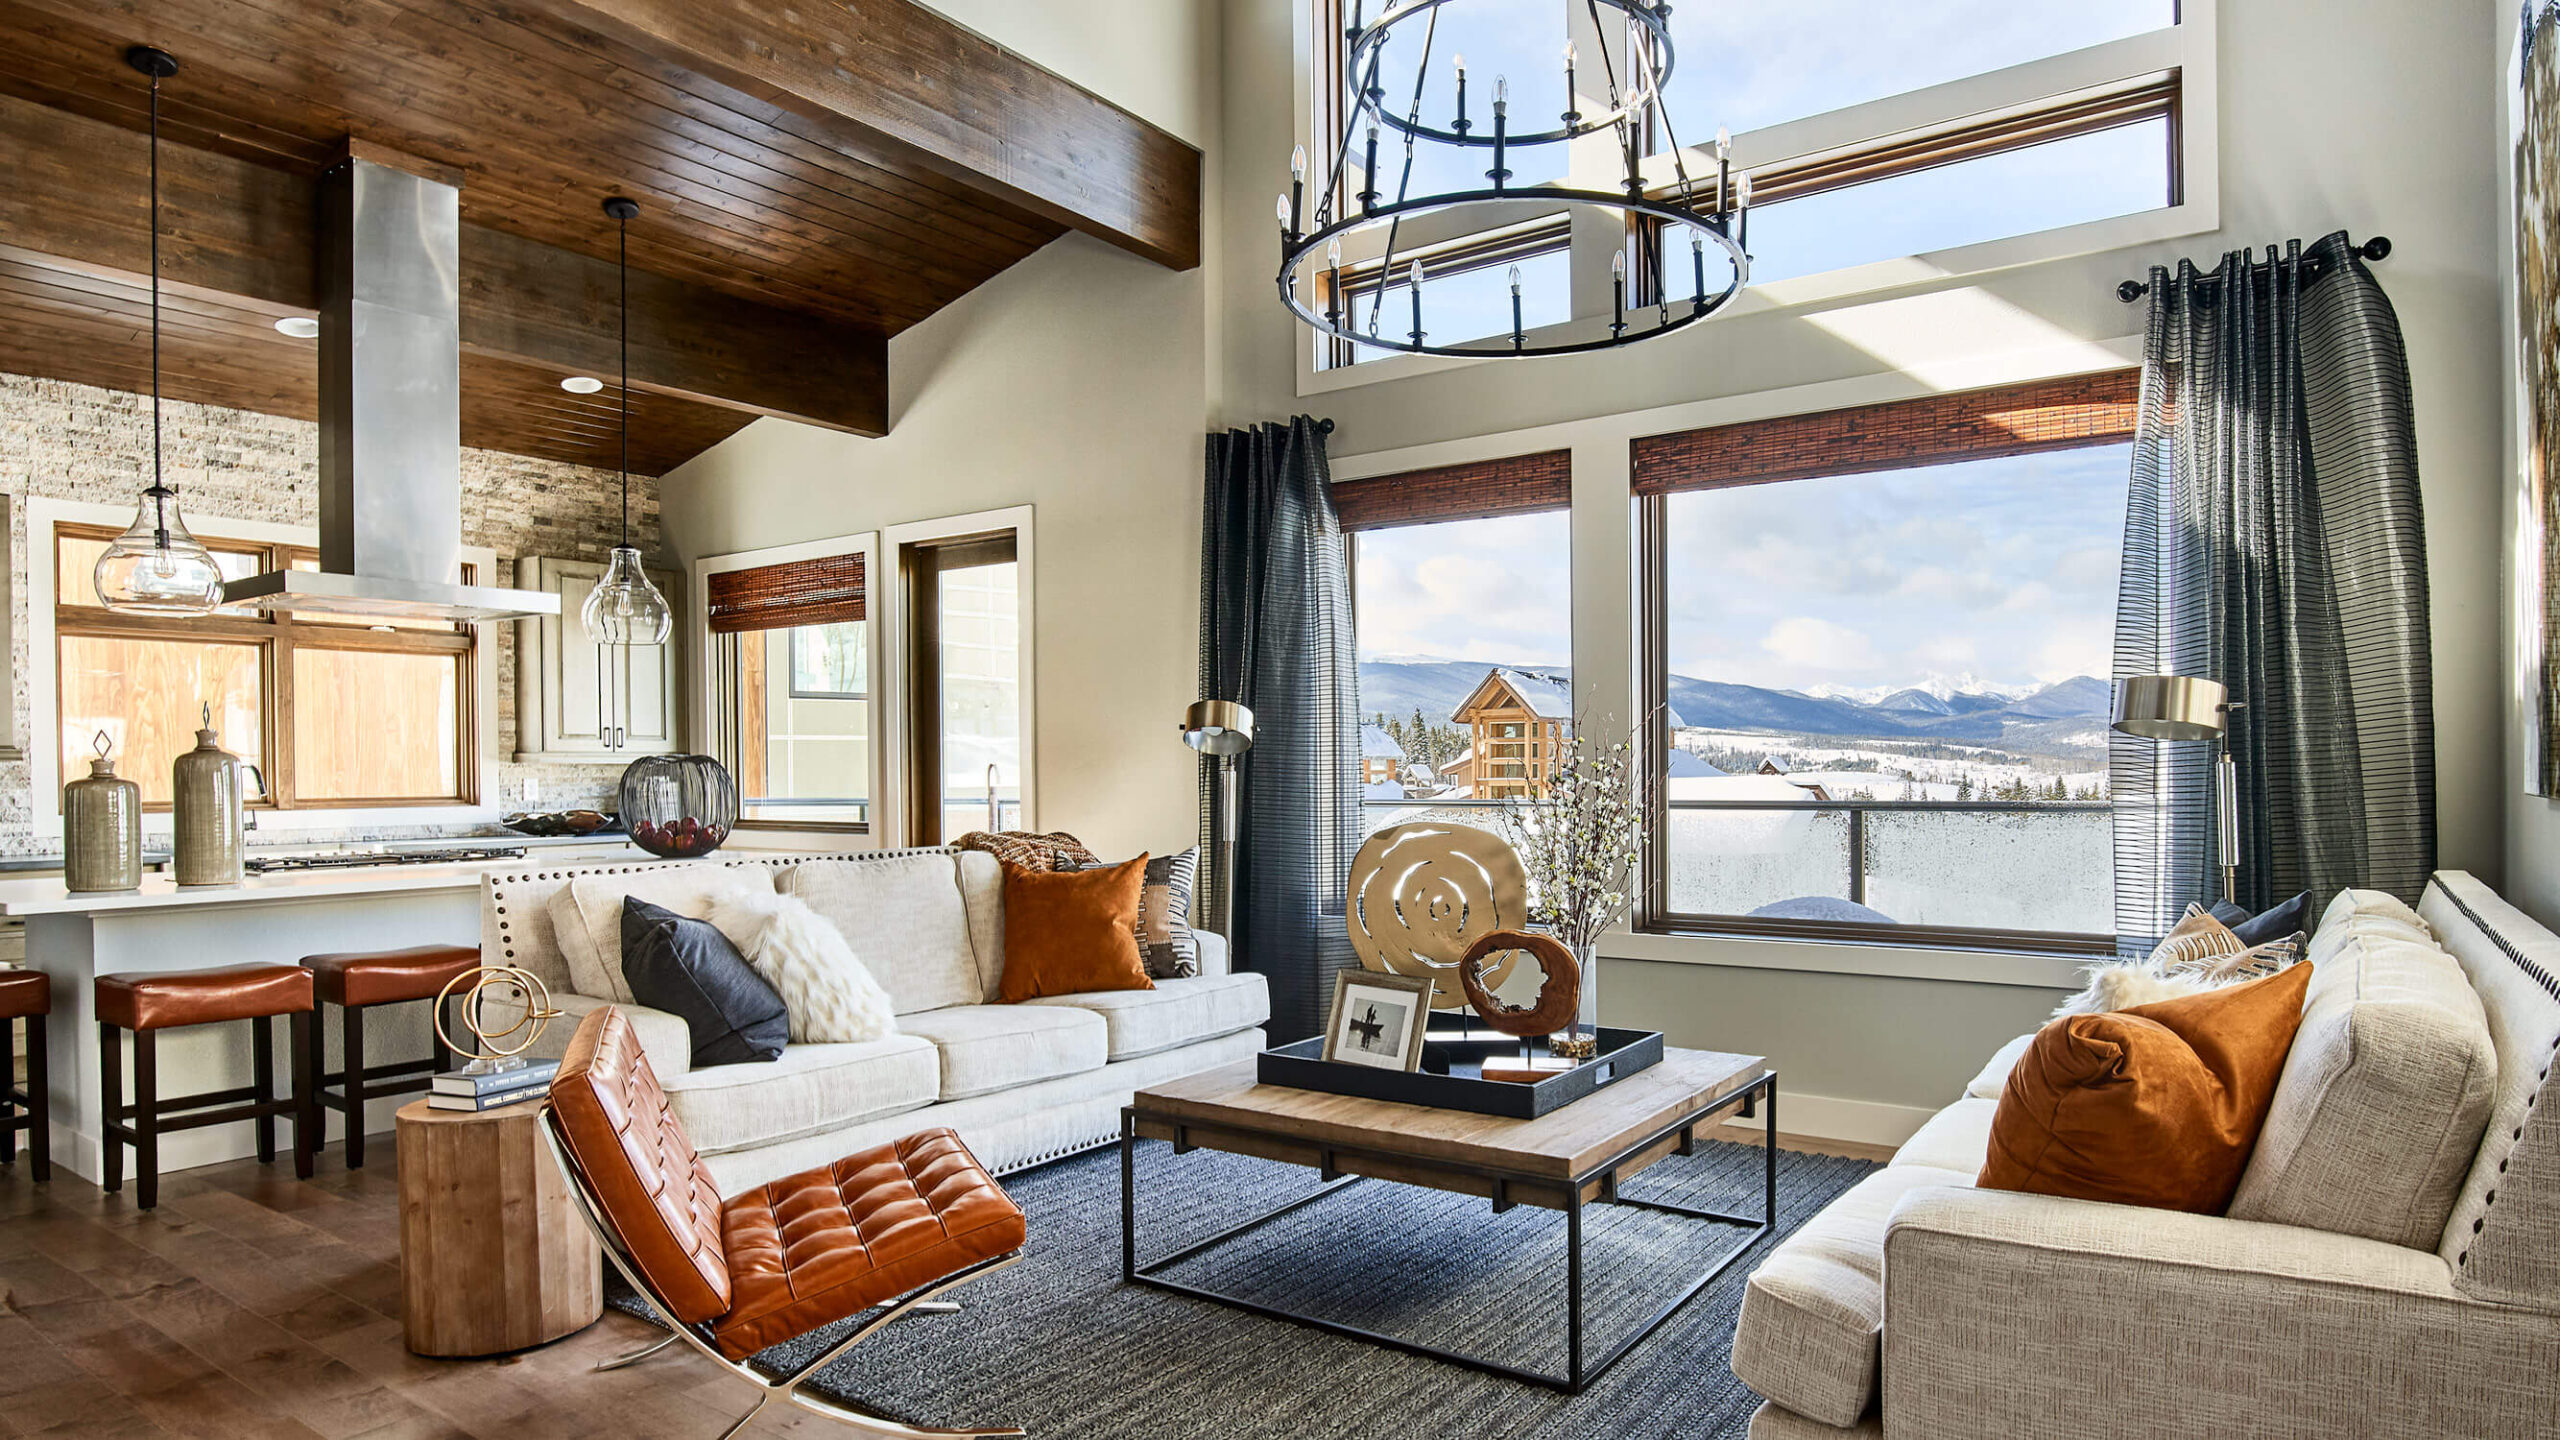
608;1138;1880;1439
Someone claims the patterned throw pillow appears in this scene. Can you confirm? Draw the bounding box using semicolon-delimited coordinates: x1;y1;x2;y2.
2054;902;2303;1017
1080;848;1200;979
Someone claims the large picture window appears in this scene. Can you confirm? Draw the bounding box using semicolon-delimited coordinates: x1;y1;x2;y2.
1337;451;1572;831
52;522;473;809
1635;374;2137;953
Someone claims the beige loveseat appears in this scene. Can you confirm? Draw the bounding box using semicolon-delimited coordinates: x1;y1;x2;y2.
1733;870;2560;1439
483;846;1268;1191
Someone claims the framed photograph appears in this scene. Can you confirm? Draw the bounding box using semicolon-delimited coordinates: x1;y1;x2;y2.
1320;970;1434;1072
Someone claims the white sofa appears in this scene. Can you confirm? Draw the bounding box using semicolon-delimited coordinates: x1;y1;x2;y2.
483;846;1269;1191
1733;870;2560;1439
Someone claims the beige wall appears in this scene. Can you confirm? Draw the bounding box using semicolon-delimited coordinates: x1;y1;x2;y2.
916;0;1213;147
1212;0;2508;1137
660;233;1211;863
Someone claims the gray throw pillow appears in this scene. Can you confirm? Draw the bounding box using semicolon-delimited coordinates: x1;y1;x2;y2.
621;896;788;1066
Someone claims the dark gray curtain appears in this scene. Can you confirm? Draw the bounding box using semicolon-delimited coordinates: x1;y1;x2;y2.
1201;416;1362;1039
2113;230;2434;951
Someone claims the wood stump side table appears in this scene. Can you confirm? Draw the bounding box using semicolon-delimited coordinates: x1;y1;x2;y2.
396;1098;601;1356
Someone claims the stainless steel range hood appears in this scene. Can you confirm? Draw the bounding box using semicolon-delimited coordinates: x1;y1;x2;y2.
224;153;558;624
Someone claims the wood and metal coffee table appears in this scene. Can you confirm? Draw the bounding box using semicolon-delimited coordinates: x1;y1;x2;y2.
1121;1047;1774;1392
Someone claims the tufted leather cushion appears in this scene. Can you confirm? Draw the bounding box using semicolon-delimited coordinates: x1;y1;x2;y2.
709;1128;1026;1360
95;964;312;1031
0;968;49;1021
548;1007;732;1324
304;943;481;1008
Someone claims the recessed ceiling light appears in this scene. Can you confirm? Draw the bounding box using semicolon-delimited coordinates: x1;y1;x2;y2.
274;316;320;339
560;376;604;394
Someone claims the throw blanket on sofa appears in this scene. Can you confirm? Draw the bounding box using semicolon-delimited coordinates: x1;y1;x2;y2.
956;830;1099;872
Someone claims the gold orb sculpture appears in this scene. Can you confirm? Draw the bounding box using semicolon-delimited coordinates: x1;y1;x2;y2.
1347;822;1529;1009
433;966;564;1071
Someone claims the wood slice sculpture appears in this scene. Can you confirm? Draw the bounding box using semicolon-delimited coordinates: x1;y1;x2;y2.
1347;822;1529;1009
1458;930;1581;1039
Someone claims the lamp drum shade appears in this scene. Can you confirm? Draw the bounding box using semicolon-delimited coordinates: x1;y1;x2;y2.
1182;700;1256;756
2113;675;2227;741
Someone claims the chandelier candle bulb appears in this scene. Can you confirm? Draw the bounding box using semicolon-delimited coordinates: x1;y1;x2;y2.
1326;238;1344;326
1489;76;1510;188
1692;229;1707;309
1452;53;1468;134
1288;145;1306;233
1361;122;1381;211
1562;41;1579;128
1510;262;1525;350
1611;250;1627;337
1407;258;1425;346
1737;169;1754;253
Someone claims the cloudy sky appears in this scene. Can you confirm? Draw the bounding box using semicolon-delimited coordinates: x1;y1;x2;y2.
1353;443;2130;694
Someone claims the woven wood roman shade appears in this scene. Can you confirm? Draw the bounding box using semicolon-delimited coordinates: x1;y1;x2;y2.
1631;371;2139;495
706;553;865;634
1330;450;1572;532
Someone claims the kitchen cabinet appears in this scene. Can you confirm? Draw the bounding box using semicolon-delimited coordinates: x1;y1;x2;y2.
513;555;684;761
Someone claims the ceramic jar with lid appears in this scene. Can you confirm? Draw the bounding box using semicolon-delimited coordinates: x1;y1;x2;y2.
173;722;245;887
63;733;141;894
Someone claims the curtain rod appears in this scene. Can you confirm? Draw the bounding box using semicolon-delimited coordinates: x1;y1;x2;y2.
2115;235;2392;303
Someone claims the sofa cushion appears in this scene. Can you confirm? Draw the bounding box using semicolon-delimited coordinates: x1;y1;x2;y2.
620;897;789;1067
1964;1034;2035;1100
898;1004;1108;1100
781;855;980;1015
660;1034;937;1155
2227;932;2496;1248
1022;973;1271;1061
550;863;779;1004
996;857;1152;1002
1892;1097;1997;1174
1731;1164;1975;1428
1981;965;2311;1214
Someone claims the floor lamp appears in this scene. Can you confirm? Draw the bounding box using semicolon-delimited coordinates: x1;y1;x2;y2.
2112;674;2244;904
1182;700;1255;936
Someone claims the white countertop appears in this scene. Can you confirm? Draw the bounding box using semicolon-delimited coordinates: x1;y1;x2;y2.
0;844;657;916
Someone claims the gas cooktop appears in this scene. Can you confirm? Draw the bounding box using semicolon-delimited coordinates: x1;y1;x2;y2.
242;845;529;874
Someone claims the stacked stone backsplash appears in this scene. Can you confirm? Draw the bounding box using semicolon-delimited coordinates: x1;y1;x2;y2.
0;371;669;857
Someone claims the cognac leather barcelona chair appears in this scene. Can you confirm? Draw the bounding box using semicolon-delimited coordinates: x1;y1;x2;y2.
541;1007;1029;1439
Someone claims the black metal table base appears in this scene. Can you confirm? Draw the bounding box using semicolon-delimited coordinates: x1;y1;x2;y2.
1120;1072;1778;1394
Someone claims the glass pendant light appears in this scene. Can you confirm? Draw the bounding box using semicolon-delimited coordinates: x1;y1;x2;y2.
578;196;674;648
95;46;225;618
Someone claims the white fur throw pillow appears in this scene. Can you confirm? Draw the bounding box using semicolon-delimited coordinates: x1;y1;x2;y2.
706;889;896;1044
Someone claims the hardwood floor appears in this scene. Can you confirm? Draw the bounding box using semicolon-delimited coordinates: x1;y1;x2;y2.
0;1152;838;1439
0;1126;1895;1437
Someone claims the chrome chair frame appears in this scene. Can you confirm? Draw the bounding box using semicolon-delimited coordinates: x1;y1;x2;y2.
537;1104;1026;1440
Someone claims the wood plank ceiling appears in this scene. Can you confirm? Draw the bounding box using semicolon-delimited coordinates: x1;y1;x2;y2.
0;0;1201;474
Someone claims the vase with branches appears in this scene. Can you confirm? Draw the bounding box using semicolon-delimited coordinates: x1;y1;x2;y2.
1496;709;1652;1054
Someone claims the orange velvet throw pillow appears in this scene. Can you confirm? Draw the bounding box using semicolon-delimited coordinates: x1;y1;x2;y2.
996;856;1155;1002
1980;963;2312;1213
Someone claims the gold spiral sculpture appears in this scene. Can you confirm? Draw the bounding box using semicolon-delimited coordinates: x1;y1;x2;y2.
1347;822;1529;1009
432;965;564;1068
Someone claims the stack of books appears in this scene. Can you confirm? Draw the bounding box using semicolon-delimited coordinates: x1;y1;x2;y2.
428;1059;561;1112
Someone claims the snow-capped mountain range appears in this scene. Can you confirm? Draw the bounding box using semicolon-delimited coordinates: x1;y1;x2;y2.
1358;657;2111;746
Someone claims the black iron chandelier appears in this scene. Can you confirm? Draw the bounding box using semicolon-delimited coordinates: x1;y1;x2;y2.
1277;0;1755;360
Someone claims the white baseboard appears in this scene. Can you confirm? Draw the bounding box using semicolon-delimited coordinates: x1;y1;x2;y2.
1721;1090;1936;1149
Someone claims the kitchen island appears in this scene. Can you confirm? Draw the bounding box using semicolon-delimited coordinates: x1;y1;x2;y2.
0;841;653;1185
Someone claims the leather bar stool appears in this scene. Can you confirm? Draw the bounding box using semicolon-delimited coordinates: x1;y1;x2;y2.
1;969;49;1181
96;964;314;1211
301;943;478;1171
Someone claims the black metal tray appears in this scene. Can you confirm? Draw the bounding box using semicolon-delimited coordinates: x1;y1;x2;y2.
1256;1026;1665;1119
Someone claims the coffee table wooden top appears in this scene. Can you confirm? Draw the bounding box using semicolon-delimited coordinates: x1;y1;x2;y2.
1131;1046;1767;1183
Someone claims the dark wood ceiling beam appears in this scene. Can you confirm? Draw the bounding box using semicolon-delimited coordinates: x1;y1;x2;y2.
508;0;1202;271
0;92;886;436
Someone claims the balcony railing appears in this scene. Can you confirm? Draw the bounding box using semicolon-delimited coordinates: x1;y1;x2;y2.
1360;795;2112;940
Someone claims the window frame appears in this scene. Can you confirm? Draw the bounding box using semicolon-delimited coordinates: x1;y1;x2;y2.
27;497;497;828
1632;375;2139;958
691;530;884;837
1298;0;2217;393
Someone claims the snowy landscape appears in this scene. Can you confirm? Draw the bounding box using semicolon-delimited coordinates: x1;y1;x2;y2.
1359;656;2113;802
